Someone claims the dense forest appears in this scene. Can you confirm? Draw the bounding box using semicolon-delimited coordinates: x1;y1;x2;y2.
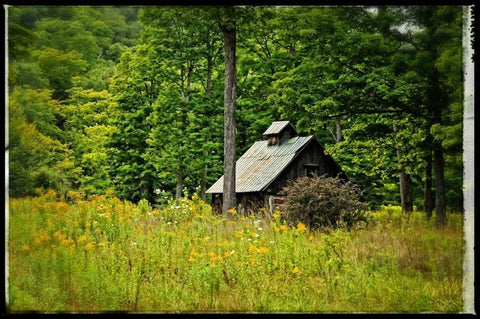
8;6;465;218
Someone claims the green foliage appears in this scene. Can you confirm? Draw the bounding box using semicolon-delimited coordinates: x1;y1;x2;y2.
7;5;464;213
8;87;77;197
281;175;369;229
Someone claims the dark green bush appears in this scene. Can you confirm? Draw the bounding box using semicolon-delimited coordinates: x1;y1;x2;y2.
280;175;369;229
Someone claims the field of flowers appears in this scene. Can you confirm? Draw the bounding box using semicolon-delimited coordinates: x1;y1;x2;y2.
7;190;464;313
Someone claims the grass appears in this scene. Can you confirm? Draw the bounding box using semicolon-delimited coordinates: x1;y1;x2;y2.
7;190;465;313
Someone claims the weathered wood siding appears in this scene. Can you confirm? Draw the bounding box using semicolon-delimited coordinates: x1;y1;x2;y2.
265;139;344;195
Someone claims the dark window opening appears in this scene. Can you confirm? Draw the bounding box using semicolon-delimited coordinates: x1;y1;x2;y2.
304;164;319;177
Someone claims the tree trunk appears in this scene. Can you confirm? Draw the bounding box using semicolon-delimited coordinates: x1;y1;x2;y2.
423;152;434;219
200;55;213;201
221;6;237;214
335;116;341;143
393;121;414;212
399;173;413;212
434;146;447;227
200;160;207;201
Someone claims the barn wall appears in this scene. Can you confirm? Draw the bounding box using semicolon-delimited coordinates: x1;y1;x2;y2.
265;140;344;195
211;192;265;214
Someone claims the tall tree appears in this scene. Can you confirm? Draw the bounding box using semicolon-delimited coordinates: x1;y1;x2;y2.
221;6;237;214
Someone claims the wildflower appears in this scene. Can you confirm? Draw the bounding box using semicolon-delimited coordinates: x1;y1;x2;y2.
308;235;314;242
209;263;217;268
85;221;91;228
188;256;195;262
77;235;88;243
98;241;109;247
227;208;237;215
234;230;244;238
61;238;74;246
207;252;216;258
280;225;289;233
155;188;161;195
259;246;268;254
21;244;30;252
292;266;300;274
223;251;231;258
257;227;263;231
84;242;95;251
249;258;257;265
296;222;307;233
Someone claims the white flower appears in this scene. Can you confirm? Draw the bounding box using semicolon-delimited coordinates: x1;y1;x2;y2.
258;227;263;231
155;188;161;195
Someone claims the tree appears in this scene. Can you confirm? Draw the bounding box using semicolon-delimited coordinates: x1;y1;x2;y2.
139;7;224;202
220;6;237;214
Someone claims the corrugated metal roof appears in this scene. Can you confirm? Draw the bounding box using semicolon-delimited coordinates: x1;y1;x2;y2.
206;135;314;194
263;121;292;135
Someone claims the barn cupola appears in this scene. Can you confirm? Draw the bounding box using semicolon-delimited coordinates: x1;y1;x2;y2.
263;121;298;146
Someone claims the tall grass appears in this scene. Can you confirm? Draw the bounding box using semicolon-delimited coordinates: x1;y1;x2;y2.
7;191;464;313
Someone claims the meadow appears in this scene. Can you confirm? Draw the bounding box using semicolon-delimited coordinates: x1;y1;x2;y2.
7;190;464;313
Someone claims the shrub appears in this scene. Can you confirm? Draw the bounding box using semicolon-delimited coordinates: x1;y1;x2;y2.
280;175;369;229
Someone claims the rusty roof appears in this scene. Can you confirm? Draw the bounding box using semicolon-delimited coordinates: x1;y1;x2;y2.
206;135;314;194
262;121;296;135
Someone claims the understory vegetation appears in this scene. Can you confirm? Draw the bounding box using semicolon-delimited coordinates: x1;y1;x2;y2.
8;191;464;313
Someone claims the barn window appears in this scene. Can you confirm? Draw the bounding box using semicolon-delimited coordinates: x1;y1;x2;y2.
304;164;319;177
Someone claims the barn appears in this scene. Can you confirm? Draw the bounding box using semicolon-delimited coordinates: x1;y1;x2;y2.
206;121;348;214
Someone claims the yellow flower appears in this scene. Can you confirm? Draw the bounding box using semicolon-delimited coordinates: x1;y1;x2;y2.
234;230;244;238
280;225;289;233
249;258;257;265
21;244;30;252
85;221;91;228
292;266;300;274
188;256;195;262
77;235;88;243
248;244;257;253
258;246;268;254
61;238;74;246
223;251;231;258
308;235;314;242
227;208;237;215
84;242;95;251
209;263;217;268
98;241;109;247
296;222;307;233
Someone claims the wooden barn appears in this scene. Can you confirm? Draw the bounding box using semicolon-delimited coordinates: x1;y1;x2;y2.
206;121;347;214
